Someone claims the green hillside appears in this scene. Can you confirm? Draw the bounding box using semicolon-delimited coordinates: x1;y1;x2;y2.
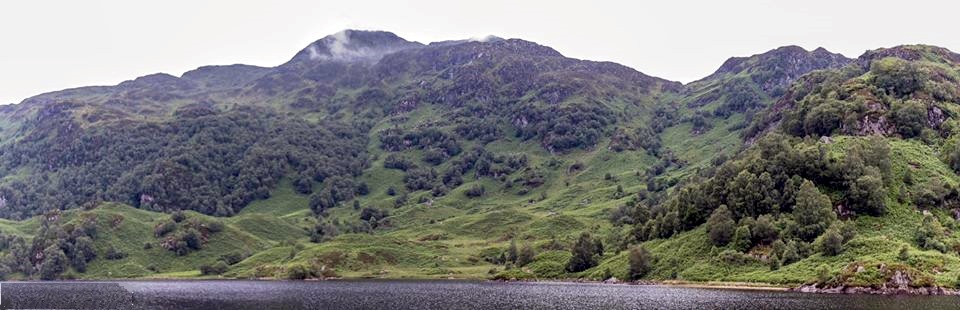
1;31;960;291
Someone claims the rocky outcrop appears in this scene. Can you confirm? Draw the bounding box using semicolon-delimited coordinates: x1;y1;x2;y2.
857;45;960;69
794;283;959;295
793;263;960;295
696;45;852;95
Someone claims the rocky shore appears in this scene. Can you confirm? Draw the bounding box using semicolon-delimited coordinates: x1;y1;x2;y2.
792;284;960;295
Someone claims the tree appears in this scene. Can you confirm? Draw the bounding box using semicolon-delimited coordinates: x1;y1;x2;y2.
779;176;803;213
728;171;762;218
310;221;338;243
39;245;68;280
792;180;836;242
892;100;927;138
782;242;800;265
846;166;886;215
594;237;605;257
752;215;779;245
803;101;844;137
731;225;752;252
71;236;96;273
769;253;781;271
293;175;313;194
706;205;735;246
507;239;519;264
917;214;947;252
818;228;843;256
756;172;780;215
658;211;680;238
628;246;652;280
871;57;924;97
567;233;598;272
771;239;787;258
517;244;536;267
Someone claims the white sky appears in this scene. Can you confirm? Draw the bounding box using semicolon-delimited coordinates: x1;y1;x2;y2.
1;0;957;104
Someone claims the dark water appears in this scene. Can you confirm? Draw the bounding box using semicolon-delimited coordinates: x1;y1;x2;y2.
1;280;959;309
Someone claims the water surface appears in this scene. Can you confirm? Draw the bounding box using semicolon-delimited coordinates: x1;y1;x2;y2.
1;280;958;309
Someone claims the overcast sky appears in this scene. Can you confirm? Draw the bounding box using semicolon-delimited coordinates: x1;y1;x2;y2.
1;0;957;104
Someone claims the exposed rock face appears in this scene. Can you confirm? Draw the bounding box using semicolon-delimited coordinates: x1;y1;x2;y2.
794;284;959;295
793;263;960;295
857;45;960;68
698;46;852;95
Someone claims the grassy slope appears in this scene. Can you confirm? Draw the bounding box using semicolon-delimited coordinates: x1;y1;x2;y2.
0;97;764;280
4;106;957;287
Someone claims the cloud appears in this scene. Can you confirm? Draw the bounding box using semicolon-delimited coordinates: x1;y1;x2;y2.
468;35;501;43
308;30;378;62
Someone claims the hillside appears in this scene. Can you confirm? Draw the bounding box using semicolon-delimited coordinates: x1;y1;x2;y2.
1;31;959;290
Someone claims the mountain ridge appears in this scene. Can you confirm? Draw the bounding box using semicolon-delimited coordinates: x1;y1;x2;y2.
10;30;866;107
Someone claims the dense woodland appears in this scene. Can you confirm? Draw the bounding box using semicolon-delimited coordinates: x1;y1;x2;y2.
0;104;368;219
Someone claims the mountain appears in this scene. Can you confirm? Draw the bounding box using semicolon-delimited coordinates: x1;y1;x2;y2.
1;31;958;291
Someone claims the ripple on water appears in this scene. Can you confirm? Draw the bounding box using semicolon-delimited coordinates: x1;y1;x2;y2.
2;280;960;310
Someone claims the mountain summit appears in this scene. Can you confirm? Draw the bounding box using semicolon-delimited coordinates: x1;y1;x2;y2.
285;30;424;65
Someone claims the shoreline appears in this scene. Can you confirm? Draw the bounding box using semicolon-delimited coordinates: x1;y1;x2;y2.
656;280;789;291
5;276;957;295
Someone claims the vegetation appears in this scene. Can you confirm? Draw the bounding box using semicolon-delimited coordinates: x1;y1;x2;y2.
0;30;958;291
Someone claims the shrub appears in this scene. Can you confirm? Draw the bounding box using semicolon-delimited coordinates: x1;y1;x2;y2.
154;220;176;237
818;228;843;256
171;210;186;223
200;261;229;275
220;252;249;265
628;246;652;280
105;246;127;260
465;185;486;198
384;154;415;171
917;214;947;252
286;264;312;280
719;249;754;265
898;245;910;261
